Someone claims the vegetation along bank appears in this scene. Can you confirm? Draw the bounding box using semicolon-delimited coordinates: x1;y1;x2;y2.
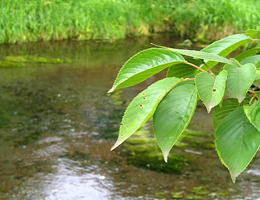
1;0;260;44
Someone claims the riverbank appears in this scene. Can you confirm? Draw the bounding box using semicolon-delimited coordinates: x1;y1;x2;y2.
1;0;260;44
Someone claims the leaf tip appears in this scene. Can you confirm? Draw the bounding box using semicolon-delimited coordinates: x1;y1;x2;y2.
108;87;115;93
237;96;244;103
163;151;169;163
206;105;213;113
110;146;116;151
231;173;237;183
110;141;121;151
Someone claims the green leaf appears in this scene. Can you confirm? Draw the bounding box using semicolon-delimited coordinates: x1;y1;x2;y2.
229;58;242;67
256;91;260;100
166;63;196;78
212;98;250;130
167;48;234;65
153;84;197;162
245;29;260;38
215;107;260;182
201;34;252;69
234;47;260;62
166;58;201;78
224;63;256;102
244;101;260;132
111;77;181;150
108;48;185;93
195;70;228;113
241;55;260;68
255;70;260;80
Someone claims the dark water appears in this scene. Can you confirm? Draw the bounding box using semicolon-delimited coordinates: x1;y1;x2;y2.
0;37;260;200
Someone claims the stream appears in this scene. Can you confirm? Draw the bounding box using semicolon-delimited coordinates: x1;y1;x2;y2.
0;36;260;200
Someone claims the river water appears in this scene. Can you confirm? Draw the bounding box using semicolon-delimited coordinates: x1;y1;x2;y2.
0;37;260;200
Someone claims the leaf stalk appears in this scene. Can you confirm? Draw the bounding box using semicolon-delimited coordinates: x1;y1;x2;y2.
203;62;216;76
187;62;207;73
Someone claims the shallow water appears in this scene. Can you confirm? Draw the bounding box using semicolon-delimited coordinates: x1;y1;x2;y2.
0;37;260;200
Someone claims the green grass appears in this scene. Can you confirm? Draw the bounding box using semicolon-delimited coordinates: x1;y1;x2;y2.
0;0;260;44
168;0;260;41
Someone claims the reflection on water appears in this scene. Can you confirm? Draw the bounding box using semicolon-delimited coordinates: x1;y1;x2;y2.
0;37;260;200
21;158;114;200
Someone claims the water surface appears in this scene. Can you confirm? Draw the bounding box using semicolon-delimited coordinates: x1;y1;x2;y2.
0;37;260;200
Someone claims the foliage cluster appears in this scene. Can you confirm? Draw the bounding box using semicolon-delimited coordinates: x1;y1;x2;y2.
109;30;260;182
1;0;260;44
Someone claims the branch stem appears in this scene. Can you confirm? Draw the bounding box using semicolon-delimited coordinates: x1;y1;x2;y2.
203;62;216;76
248;89;256;96
187;62;206;72
249;96;256;105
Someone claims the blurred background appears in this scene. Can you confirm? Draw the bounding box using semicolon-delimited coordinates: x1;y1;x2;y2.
1;0;260;44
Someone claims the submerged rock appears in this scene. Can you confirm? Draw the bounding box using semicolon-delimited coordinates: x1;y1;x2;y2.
191;186;210;195
124;127;189;173
0;61;24;68
3;55;72;64
179;129;215;150
127;150;188;173
122;125;215;173
177;39;192;47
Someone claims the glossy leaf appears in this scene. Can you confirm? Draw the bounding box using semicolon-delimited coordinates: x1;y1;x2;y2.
255;70;260;80
195;70;228;113
244;101;260;132
108;48;185;93
235;47;260;62
166;63;196;78
212;98;250;130
229;58;242;67
166;58;201;78
111;77;181;150
245;29;260;38
256;91;260;100
153;84;197;162
241;55;260;68
167;48;233;65
201;34;252;69
215;107;260;182
224;63;256;102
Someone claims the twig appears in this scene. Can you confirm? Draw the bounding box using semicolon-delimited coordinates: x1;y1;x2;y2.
249;96;256;105
187;62;207;73
203;62;215;76
248;89;256;96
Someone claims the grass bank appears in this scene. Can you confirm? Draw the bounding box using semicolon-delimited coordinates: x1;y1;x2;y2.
1;0;260;44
